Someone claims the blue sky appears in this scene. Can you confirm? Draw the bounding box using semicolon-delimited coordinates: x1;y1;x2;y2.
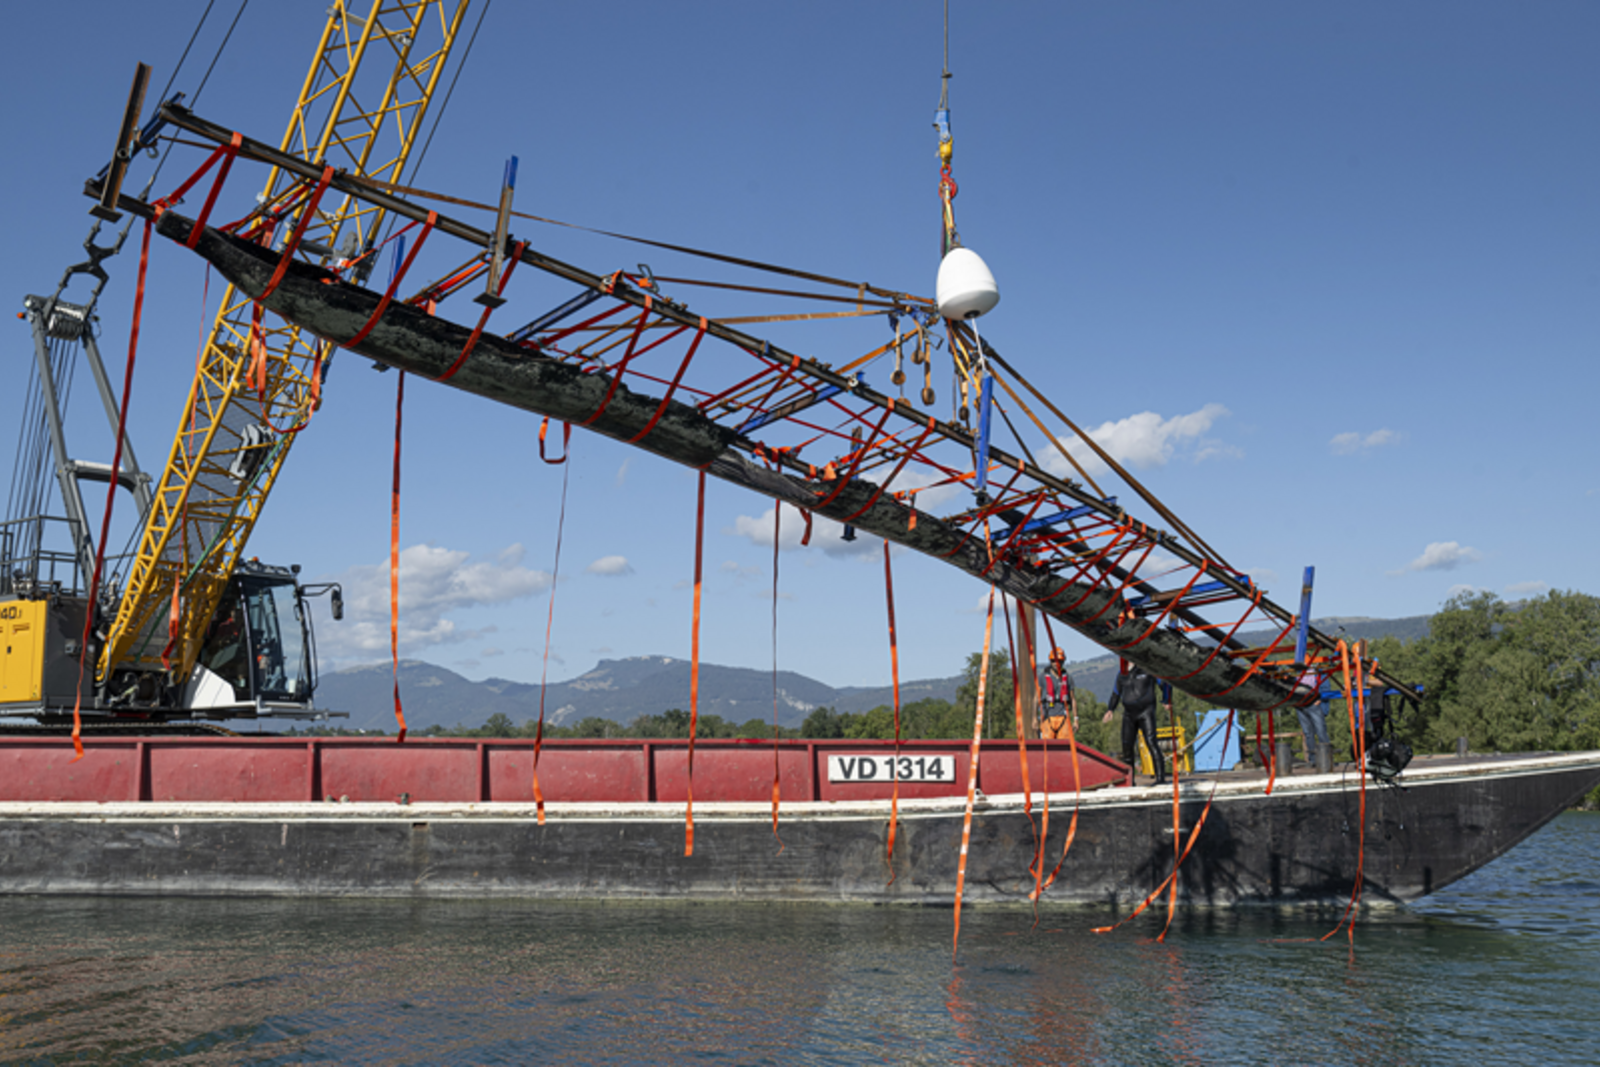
3;1;1595;692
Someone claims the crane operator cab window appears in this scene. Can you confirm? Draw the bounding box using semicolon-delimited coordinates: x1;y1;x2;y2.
198;570;311;704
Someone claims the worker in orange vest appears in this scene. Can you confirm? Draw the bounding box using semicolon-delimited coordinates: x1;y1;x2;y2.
1036;647;1077;740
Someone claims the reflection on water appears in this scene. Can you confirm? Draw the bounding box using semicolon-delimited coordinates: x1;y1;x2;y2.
1;812;1596;1065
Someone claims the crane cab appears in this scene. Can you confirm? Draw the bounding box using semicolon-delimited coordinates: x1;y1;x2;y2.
185;560;338;717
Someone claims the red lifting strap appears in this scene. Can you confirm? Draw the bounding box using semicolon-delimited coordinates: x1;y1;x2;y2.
259;165;334;302
581;296;654;426
185;132;243;248
437;240;525;382
346;211;437;350
685;471;707;856
390;371;408;743
152;132;241;224
883;540;902;883
70;217;152;759
627;318;708;443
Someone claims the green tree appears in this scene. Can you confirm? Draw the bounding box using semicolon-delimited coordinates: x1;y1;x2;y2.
954;649;1015;740
478;712;516;738
800;706;846;738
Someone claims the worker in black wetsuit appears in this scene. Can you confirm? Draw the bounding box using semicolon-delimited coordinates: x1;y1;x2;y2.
1104;662;1172;784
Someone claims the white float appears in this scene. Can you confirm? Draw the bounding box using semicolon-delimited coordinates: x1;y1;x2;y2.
935;246;1000;320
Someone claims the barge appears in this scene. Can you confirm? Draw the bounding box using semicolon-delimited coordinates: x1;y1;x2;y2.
3;737;1596;905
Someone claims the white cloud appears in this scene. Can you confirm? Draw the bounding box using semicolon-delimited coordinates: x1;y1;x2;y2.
317;543;550;662
1043;404;1231;480
728;502;882;560
1330;429;1401;455
1243;566;1278;589
1503;581;1548;597
1394;541;1483;575
720;560;763;580
1446;583;1483;599
481;647;505;658
586;555;634;576
615;457;631;487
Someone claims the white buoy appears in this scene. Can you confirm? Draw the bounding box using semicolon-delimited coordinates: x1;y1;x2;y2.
936;246;1000;320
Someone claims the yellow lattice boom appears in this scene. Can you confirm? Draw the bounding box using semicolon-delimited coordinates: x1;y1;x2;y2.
100;0;471;687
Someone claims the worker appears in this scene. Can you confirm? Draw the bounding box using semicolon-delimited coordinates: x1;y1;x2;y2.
1035;647;1077;739
1104;661;1171;784
1295;670;1330;766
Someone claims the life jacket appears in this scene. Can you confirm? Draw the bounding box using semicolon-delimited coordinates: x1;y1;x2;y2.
1043;668;1072;709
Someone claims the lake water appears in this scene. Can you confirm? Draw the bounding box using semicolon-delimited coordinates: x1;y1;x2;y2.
2;812;1597;1065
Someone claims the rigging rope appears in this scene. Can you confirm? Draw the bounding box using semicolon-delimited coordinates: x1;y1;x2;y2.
532;427;571;823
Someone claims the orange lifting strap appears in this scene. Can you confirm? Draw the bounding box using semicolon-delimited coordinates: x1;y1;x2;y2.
769;499;784;852
389;372;408;742
952;589;996;961
684;471;707;856
883;540;902;883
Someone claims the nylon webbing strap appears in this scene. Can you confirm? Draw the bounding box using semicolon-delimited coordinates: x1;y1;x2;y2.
1033;610;1085;899
184;132;243;248
437;240;524;382
259;165;334;301
770;501;784;851
883;540;901;884
1092;711;1234;936
685;470;707;856
1323;641;1369;943
346;212;437;350
952;588;995;960
70;216;151;758
390;371;407;743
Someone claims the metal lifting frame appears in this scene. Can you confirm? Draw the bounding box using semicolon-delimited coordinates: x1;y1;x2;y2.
106;100;1421;710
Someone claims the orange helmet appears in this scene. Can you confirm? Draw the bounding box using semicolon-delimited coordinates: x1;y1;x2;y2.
1049;648;1066;663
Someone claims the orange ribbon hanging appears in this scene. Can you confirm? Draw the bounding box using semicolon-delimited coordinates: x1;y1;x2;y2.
1159;693;1184;941
883;539;902;883
1322;641;1369;943
953;588;996;961
770;499;783;851
1092;711;1235;937
389;371;407;742
685;470;706;856
1034;609;1086;901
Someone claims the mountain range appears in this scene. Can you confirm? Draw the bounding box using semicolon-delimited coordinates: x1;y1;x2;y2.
312;614;1430;733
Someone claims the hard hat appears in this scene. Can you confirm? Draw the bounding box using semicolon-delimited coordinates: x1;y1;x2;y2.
936;246;1000;320
1049;647;1065;662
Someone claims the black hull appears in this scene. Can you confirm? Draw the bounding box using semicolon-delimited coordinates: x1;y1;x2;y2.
3;754;1595;905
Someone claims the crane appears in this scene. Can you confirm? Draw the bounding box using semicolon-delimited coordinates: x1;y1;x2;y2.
91;0;473;716
1;2;473;725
